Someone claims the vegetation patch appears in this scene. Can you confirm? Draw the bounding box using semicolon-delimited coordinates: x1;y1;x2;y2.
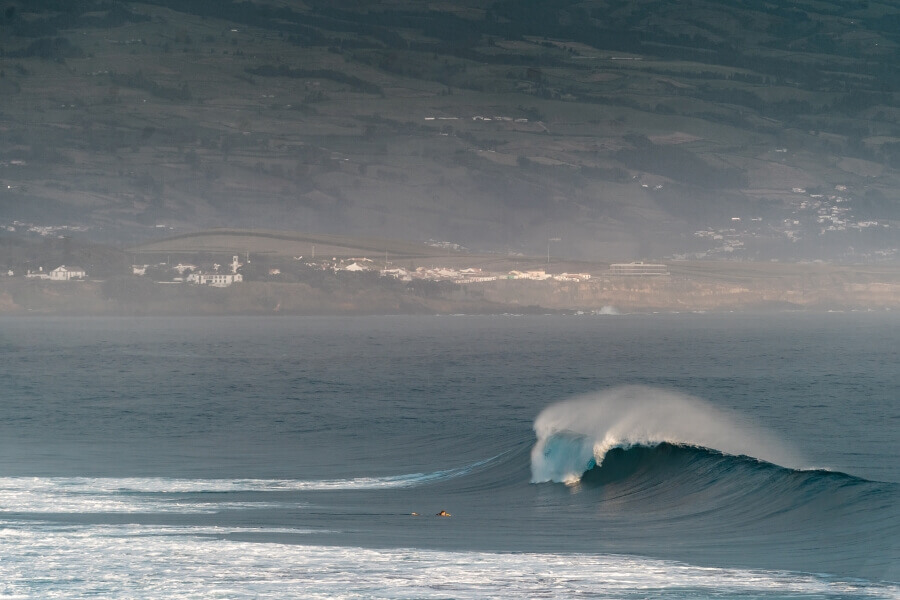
245;65;383;95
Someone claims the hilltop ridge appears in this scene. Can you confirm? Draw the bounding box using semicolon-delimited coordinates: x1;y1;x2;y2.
0;0;898;261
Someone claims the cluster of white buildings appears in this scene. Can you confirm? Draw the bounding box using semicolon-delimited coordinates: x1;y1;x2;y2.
793;185;889;235
692;228;747;256
185;256;244;287
16;255;662;289
186;272;243;286
377;266;592;284
422;115;529;123
132;256;244;287
507;269;593;281
1;221;90;236
25;265;87;280
686;183;892;259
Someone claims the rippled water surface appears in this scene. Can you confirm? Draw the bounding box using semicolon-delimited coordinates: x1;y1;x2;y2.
1;314;897;598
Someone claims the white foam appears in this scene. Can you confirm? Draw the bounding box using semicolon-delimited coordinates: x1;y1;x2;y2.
0;521;892;599
0;463;491;514
0;477;318;513
0;470;468;514
0;454;503;515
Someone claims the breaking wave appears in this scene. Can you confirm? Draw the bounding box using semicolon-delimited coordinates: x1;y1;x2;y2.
531;385;798;484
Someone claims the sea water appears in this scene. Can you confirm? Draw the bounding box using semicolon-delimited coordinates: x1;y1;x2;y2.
0;314;897;598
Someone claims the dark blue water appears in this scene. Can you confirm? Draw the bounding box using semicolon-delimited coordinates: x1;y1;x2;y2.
0;314;897;597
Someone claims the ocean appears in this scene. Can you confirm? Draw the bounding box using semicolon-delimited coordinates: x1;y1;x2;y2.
0;313;897;598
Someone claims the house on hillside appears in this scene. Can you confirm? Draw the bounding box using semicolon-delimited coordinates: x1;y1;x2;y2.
49;265;86;281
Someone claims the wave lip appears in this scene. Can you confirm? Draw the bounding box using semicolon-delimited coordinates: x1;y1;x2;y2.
531;385;797;484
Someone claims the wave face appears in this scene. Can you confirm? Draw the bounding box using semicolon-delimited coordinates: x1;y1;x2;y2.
528;387;899;582
531;385;797;483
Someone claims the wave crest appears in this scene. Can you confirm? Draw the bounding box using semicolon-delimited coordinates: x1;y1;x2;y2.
531;386;797;483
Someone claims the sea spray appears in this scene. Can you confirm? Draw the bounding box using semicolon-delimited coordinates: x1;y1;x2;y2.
531;385;798;483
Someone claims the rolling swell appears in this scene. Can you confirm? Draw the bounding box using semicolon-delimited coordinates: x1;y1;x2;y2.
524;387;899;581
572;441;899;581
579;441;890;510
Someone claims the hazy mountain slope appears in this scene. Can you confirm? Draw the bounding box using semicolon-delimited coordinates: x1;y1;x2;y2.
0;0;897;260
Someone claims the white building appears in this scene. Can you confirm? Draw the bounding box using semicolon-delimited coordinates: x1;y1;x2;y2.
187;272;243;287
432;268;459;279
173;263;197;275
381;268;412;281
49;265;86;281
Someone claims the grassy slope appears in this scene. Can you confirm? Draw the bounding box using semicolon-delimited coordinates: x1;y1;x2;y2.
0;0;898;261
132;229;462;259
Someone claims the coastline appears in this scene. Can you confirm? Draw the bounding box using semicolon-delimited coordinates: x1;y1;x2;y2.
1;265;898;316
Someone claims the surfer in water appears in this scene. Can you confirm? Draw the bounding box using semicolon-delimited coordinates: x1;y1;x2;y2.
436;510;451;517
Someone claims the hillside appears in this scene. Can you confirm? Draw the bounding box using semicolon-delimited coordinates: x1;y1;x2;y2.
1;0;898;261
132;229;463;260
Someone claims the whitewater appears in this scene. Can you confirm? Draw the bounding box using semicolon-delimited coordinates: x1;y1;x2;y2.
0;314;897;598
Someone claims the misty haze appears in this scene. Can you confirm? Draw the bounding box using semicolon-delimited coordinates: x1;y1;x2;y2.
0;1;897;598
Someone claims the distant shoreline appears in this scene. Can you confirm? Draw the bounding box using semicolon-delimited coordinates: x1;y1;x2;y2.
2;269;898;316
